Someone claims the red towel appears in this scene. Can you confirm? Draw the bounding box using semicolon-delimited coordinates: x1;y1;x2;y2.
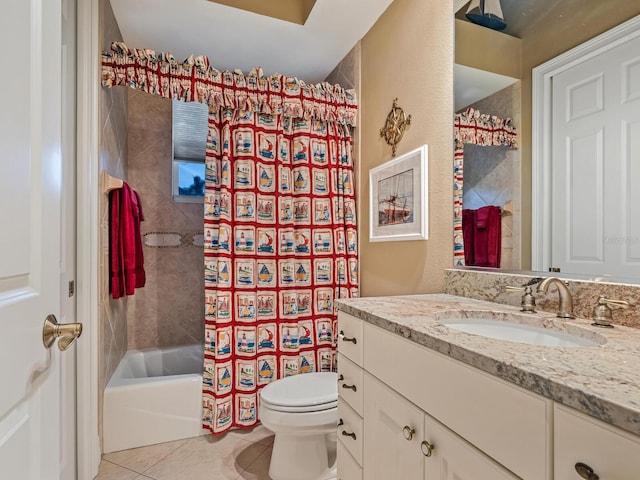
110;182;145;299
473;205;501;268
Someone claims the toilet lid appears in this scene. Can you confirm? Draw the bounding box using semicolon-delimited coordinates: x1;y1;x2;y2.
260;372;337;410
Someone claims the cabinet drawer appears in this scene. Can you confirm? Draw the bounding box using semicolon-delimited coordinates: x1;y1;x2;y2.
337;438;362;480
364;322;552;480
338;312;363;366
338;354;364;416
337;397;363;466
555;404;640;479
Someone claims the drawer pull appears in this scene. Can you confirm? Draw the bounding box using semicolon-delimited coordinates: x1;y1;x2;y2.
421;440;435;457
342;383;357;392
337;418;344;427
575;463;599;480
339;330;357;344
402;426;415;441
341;430;357;440
338;374;344;382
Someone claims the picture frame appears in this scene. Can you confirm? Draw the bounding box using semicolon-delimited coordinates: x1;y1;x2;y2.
369;144;428;242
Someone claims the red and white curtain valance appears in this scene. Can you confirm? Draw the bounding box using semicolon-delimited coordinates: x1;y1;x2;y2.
101;42;358;127
454;107;517;148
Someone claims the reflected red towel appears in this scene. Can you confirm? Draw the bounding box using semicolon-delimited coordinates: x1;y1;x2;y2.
473;205;501;268
110;182;145;299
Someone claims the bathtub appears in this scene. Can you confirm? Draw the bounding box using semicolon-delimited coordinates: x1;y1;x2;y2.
103;344;207;453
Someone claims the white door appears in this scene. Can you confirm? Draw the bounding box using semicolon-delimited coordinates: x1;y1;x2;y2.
423;417;518;480
551;33;640;278
0;0;77;478
364;374;424;480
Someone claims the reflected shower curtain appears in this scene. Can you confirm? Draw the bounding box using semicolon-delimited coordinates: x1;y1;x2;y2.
201;100;358;434
100;43;359;435
453;108;517;265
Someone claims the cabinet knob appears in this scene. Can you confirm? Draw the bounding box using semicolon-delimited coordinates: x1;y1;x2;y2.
575;463;599;480
421;440;435;457
402;425;415;441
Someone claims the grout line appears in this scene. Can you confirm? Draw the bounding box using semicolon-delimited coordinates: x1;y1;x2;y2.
138;438;194;475
100;459;141;477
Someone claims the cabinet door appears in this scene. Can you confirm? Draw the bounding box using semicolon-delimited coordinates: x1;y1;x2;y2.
424;417;519;480
364;373;424;480
555;404;640;479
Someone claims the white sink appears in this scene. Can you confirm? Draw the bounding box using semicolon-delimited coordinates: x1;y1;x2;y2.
438;312;605;348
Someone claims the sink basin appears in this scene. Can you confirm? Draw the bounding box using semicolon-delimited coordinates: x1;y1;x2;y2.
437;311;605;348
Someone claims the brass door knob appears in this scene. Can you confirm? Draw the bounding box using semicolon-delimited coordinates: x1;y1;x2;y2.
43;314;83;351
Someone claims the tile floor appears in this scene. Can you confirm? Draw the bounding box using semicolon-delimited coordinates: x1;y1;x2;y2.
96;426;274;480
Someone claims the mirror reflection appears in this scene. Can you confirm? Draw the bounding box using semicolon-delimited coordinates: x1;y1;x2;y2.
454;0;640;282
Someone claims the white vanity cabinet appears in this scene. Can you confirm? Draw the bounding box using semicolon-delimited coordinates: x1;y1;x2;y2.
363;372;517;480
554;404;640;479
336;310;640;480
336;313;365;480
336;311;552;480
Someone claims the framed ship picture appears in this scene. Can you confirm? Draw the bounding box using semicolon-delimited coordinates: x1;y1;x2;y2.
369;145;428;242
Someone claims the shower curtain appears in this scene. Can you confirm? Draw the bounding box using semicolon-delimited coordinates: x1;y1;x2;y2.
101;43;359;434
453;108;517;265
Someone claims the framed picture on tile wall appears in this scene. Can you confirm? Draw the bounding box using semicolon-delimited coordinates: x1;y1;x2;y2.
369;145;428;242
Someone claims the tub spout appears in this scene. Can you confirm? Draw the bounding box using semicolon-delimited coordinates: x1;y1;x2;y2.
537;277;575;319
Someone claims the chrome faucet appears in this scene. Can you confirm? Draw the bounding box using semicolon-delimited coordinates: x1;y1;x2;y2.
537;277;575;318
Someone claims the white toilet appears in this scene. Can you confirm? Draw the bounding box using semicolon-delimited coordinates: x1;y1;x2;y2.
259;372;338;480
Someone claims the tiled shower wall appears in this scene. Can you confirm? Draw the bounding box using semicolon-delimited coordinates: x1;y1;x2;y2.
126;89;205;350
99;0;128;439
459;82;521;269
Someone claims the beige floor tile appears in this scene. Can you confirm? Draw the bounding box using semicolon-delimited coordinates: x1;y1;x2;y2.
103;438;188;473
143;434;269;480
235;447;272;480
227;425;275;446
95;460;139;480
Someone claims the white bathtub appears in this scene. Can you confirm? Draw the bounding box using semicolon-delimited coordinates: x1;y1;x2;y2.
103;344;207;453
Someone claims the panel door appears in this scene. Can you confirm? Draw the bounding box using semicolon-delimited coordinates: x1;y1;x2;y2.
363;373;424;480
0;0;73;478
551;34;640;277
424;417;520;480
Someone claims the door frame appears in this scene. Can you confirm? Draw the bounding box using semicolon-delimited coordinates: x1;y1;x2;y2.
531;14;640;271
76;0;101;477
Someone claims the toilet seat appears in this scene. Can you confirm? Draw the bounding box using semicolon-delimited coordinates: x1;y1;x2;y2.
260;372;337;413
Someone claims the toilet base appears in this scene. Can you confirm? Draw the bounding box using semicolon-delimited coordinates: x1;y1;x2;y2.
268;432;337;480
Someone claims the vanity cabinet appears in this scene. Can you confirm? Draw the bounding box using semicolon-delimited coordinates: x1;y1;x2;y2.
554;404;640;479
337;311;551;480
337;310;640;480
363;372;517;480
336;312;365;480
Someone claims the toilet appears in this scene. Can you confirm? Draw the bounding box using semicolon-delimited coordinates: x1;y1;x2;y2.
259;372;338;480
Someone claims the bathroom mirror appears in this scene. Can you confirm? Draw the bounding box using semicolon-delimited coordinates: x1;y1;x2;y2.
454;0;640;283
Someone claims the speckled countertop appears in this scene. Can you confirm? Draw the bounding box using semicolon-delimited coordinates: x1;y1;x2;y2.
336;294;640;437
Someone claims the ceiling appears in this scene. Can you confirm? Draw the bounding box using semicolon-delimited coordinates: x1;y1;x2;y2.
109;0;394;84
454;65;517;112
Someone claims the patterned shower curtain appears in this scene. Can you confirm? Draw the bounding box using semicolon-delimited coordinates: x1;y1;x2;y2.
453;108;517;266
100;43;359;435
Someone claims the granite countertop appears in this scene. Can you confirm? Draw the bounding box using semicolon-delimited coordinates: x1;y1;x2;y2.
336;294;640;437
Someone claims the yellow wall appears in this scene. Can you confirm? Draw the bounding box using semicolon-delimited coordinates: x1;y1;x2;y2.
455;19;521;79
359;0;454;297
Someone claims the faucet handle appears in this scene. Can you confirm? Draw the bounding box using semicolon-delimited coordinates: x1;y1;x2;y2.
592;295;629;328
505;285;537;313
